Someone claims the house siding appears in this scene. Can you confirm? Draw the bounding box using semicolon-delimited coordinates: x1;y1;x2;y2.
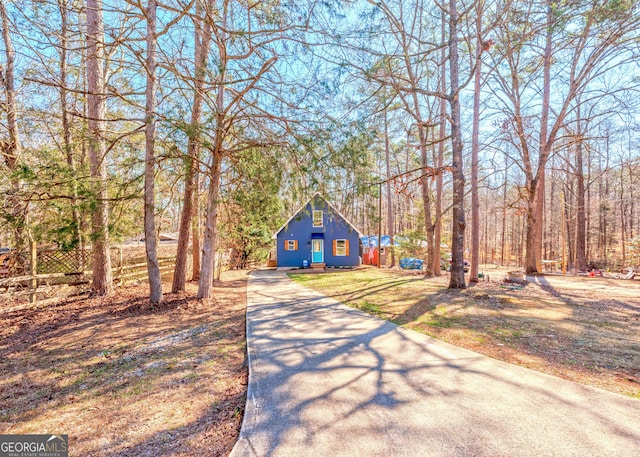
275;197;360;268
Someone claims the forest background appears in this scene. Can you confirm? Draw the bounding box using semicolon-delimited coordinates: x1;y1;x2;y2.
1;0;640;303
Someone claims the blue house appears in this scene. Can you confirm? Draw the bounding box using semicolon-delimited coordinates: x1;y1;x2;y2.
273;193;362;269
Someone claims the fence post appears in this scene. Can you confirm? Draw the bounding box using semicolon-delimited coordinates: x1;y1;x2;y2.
118;246;123;283
29;241;37;304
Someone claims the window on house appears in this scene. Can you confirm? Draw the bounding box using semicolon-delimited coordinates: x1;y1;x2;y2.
285;240;298;251
312;210;323;227
334;239;348;256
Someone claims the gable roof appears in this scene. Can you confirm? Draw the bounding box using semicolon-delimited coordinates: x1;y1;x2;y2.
272;192;363;239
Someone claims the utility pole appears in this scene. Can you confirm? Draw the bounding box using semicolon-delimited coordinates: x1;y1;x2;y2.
561;191;566;275
384;99;395;267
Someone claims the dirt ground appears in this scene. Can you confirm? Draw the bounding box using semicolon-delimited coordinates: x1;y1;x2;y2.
420;268;640;398
2;264;637;457
0;270;248;457
291;266;640;399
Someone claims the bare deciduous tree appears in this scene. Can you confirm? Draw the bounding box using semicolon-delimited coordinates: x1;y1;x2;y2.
0;0;26;252
447;0;466;288
489;0;640;273
172;0;213;293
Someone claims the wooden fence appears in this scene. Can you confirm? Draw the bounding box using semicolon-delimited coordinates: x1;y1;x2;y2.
37;249;92;274
0;243;178;305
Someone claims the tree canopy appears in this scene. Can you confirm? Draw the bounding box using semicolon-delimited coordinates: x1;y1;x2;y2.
1;0;640;296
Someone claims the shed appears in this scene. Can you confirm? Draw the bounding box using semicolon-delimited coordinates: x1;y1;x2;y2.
273;193;362;269
361;235;401;266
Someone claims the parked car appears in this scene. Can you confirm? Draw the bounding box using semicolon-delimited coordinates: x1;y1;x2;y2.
445;257;470;272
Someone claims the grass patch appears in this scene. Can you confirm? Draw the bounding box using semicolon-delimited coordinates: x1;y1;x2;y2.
290;266;640;398
356;300;384;316
426;315;461;328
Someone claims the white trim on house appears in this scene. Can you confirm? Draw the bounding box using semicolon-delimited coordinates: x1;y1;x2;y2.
312;210;323;227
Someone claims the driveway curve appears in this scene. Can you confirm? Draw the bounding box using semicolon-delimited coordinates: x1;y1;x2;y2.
230;269;639;457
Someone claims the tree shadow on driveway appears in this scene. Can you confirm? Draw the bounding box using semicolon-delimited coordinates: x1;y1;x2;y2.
233;270;640;457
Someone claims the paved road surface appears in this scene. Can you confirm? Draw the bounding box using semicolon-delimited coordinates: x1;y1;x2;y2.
231;270;640;456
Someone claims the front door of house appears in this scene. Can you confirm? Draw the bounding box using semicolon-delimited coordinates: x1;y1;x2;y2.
312;239;324;263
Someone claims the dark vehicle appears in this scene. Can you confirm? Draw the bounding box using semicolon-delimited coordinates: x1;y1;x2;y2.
445;258;470;272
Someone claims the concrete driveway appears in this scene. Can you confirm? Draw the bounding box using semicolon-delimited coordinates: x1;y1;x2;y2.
230;270;640;457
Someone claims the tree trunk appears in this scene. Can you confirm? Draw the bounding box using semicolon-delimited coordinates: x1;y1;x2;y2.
197;150;222;299
58;0;83;262
620;167;626;267
0;1;18;168
420;125;435;277
433;8;447;277
448;0;466;289
172;158;195;291
525;2;553;274
547;161;556;261
144;0;162;304
565;183;574;269
525;189;538;270
518;213;524;265
86;0;113;296
585;140;592;264
501;157;508;265
396;38;434;275
598;161;605;263
191;168;201;280
602;172;608;265
172;0;212;292
197;7;225;299
433;129;444;275
469;2;483;283
0;0;27;252
575;135;587;271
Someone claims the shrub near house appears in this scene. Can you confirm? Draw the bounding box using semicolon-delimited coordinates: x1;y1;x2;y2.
273;193;362;269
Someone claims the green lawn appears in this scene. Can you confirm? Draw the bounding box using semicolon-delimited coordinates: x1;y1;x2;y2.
289;268;445;324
